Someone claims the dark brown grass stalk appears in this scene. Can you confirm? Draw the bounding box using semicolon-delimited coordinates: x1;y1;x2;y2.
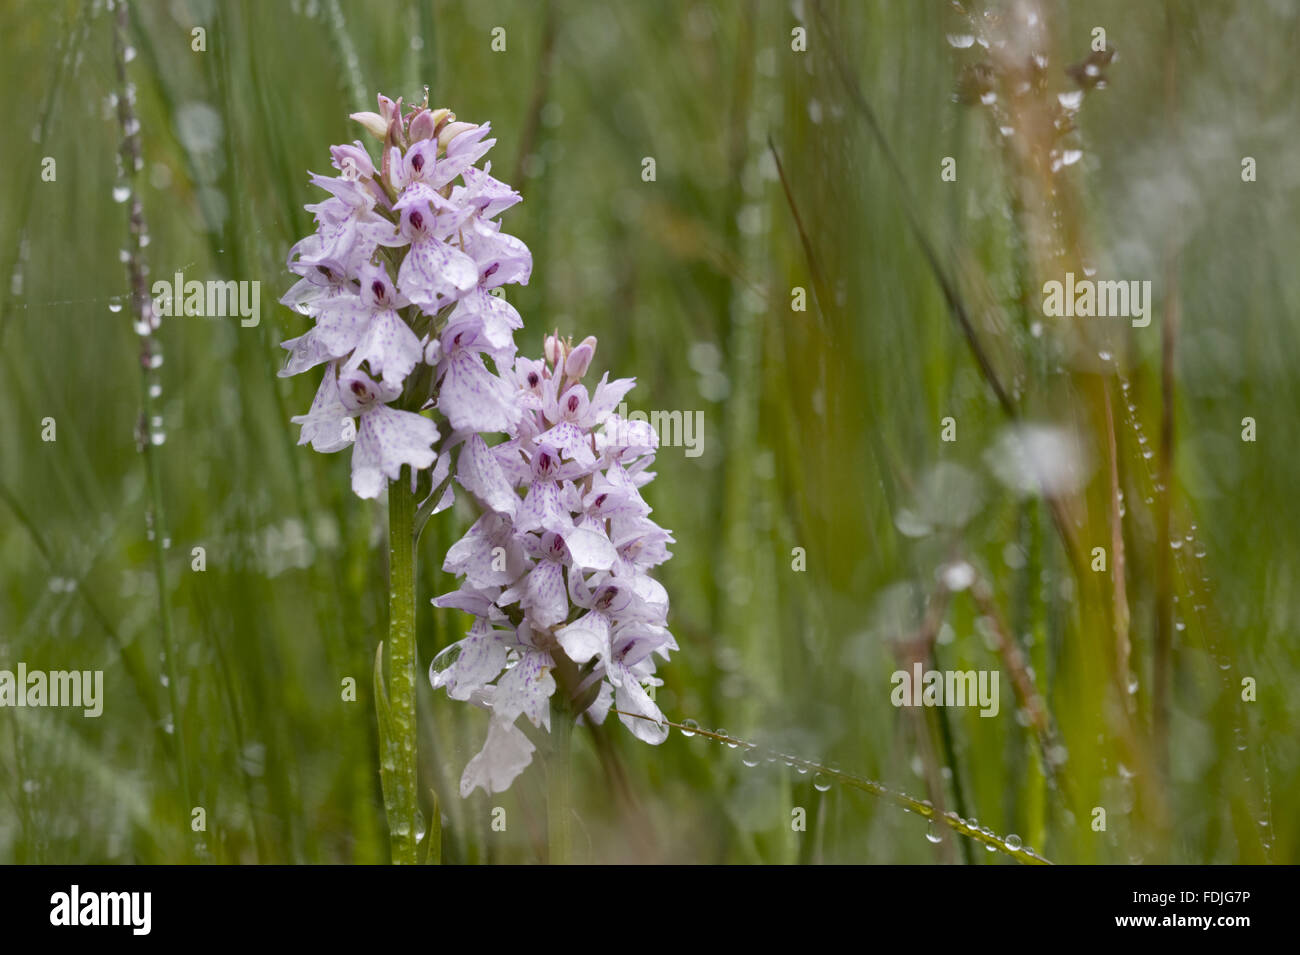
968;576;1073;806
766;136;903;521
895;587;959;863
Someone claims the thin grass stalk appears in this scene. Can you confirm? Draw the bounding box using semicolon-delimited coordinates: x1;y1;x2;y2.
1152;0;1182;784
1103;386;1132;703
112;0;193;835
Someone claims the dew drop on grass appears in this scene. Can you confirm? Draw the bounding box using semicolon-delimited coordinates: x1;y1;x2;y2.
679;718;698;737
112;184;131;203
925;825;942;844
741;749;761;767
1005;833;1022;850
813;773;831;792
940;560;975;591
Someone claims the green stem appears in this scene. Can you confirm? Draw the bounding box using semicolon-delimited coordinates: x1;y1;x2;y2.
385;469;420;864
548;703;573;865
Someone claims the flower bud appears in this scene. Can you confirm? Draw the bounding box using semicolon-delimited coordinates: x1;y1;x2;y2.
407;108;436;142
428;107;454;135
349;111;388;141
564;340;595;380
544;332;563;368
377;94;402;124
438;121;478;152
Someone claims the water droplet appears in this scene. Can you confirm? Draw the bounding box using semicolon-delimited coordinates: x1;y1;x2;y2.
925;825;942;844
1005;833;1022;850
1058;90;1084;110
946;34;975;48
813;773;831;792
679;719;698;738
741;748;761;767
940;560;976;591
113;184;131;203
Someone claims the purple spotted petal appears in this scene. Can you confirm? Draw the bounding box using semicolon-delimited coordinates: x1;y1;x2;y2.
459;718;534;797
350;404;438;499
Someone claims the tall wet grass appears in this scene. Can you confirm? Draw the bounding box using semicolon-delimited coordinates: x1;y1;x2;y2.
0;0;1295;863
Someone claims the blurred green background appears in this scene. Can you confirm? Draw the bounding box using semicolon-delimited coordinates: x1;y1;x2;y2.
1;0;1296;863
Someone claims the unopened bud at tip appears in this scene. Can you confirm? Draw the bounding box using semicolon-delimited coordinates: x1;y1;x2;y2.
407;108;436;143
438;121;478;152
565;341;595;380
350;111;388;141
544;332;563;368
